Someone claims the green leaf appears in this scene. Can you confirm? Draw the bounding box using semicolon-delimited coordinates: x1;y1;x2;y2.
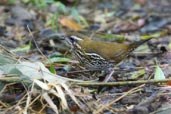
45;0;55;4
0;54;17;65
46;12;59;30
154;65;165;80
57;2;66;13
141;33;160;39
49;52;63;58
130;69;145;79
140;30;167;39
0;61;67;83
11;42;31;53
48;57;70;64
71;8;81;24
79;16;89;27
8;0;17;4
35;0;47;8
49;64;56;74
168;42;171;49
22;0;30;3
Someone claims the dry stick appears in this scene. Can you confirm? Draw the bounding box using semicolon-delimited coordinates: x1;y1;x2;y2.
0;45;19;62
0;82;17;94
149;92;171;114
38;103;49;113
74;79;171;86
0;100;8;108
27;25;48;60
94;84;145;114
27;94;41;108
67;63;169;76
5;92;27;112
106;88;143;112
103;70;115;82
0;45;16;56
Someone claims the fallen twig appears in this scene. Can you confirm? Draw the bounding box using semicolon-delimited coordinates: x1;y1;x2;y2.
73;79;171;86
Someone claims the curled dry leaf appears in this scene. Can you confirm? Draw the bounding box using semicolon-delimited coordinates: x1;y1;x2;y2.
58;17;83;31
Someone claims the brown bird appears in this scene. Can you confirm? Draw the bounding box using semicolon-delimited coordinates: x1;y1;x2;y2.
62;32;151;72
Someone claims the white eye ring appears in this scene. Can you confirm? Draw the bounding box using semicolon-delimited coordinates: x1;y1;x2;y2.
70;35;83;41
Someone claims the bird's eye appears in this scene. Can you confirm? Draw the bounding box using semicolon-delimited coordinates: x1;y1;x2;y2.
69;36;76;43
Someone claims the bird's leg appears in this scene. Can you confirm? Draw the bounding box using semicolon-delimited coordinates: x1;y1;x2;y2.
97;69;115;93
103;69;115;82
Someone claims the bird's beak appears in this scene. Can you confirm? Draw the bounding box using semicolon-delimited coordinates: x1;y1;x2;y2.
70;35;83;41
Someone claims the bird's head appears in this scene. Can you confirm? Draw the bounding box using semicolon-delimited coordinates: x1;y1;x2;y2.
61;35;83;48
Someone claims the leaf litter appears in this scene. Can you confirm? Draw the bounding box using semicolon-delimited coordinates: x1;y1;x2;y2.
0;0;171;113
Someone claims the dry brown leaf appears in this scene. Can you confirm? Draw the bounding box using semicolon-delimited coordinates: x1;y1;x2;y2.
59;17;83;31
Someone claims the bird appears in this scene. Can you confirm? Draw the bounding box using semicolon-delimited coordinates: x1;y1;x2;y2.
61;32;151;72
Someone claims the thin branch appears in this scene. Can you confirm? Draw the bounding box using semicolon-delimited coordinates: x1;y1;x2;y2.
73;79;171;86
